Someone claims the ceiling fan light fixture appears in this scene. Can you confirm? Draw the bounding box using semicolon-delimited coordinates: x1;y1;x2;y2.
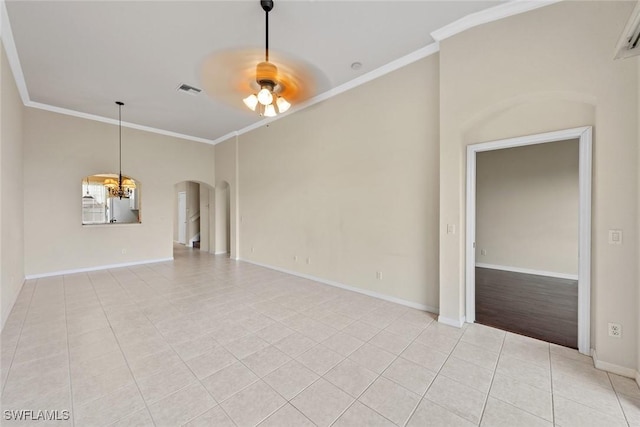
257;86;274;106
276;96;290;113
243;94;259;111
242;0;295;117
263;103;277;117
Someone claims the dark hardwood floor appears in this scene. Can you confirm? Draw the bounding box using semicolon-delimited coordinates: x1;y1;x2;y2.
475;267;578;348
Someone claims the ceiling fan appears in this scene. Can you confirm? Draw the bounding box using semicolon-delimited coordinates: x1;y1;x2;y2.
201;0;321;117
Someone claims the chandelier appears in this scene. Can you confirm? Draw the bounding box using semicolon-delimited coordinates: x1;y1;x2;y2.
107;101;136;199
242;0;291;117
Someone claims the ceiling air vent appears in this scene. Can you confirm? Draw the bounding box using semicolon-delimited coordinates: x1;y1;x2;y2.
177;83;202;95
615;1;640;59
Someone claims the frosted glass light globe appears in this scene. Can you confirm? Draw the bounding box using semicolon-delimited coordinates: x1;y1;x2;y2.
257;88;273;106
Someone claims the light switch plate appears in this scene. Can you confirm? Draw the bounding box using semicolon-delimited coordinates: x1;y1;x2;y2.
608;229;622;245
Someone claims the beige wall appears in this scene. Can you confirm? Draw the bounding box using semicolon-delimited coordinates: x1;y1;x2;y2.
236;55;440;309
476;140;579;275
439;1;639;369
24;108;215;276
637;55;640;381
1;43;25;328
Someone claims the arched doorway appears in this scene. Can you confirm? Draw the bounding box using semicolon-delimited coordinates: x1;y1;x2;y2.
173;180;215;253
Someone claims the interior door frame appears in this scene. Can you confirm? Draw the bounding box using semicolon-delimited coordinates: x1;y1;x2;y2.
465;126;592;355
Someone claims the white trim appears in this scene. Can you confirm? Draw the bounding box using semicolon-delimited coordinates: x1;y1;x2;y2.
438;315;466;328
0;0;30;104
214;251;229;255
240;258;438;314
591;349;638;379
212;43;441;146
26;101;216;145
613;0;640;59
577;127;592;356
475;263;579;281
24;257;173;280
431;0;561;42
636;371;640;388
466;126;592;355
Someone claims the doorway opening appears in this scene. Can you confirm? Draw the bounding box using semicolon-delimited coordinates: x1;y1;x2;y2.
174;181;215;253
466;127;592;354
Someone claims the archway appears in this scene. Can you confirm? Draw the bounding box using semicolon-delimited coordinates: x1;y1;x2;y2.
173;180;215;253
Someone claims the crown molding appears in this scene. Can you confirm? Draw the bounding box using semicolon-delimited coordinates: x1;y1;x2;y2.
431;0;561;42
3;0;559;146
1;0;30;104
26;101;216;145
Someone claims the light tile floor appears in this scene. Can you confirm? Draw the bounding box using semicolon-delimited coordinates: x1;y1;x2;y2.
1;245;639;426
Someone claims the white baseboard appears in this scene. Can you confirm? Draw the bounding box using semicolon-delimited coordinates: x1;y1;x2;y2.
239;258;438;314
25;258;174;280
636;371;640;388
438;315;467;328
591;349;638;379
475;263;579;281
214;251;229;255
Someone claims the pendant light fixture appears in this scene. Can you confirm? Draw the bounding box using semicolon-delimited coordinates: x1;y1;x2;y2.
243;0;291;117
106;101;135;199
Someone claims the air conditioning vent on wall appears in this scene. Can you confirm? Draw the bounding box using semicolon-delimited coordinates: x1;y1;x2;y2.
615;1;640;59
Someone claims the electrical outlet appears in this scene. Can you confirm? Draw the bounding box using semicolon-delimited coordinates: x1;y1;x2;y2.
306;257;311;264
481;249;487;256
608;323;622;338
121;248;127;254
376;271;382;280
293;255;298;262
251;247;255;253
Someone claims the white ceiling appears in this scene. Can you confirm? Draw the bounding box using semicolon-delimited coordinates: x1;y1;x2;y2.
5;0;506;143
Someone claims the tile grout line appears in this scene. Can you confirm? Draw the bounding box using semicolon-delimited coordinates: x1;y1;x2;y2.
324;314;439;427
62;276;77;427
549;344;556;426
550;350;632;425
85;270;158;426
485;338;554;424
222;307;407;426
121;266;243;427
607;372;632;426
401;321;470;426
0;280;36;397
475;329;506;426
